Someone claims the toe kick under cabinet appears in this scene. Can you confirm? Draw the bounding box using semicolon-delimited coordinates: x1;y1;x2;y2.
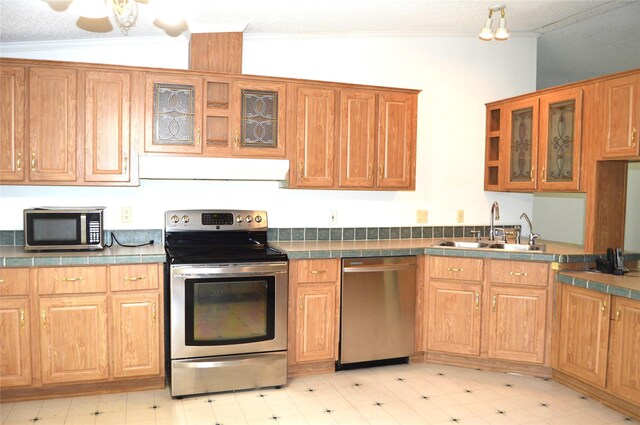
0;264;164;402
418;255;553;375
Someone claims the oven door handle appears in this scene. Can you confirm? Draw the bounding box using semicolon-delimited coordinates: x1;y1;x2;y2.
173;270;287;278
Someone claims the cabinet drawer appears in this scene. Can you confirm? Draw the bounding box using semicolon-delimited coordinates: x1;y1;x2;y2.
429;256;483;282
489;260;548;287
110;264;159;291
38;266;107;294
0;268;29;296
296;259;339;283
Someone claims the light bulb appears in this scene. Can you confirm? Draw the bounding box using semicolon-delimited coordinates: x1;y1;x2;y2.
479;17;493;41
495;17;509;40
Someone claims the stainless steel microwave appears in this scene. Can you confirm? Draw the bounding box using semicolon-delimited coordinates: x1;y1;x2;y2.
23;207;105;251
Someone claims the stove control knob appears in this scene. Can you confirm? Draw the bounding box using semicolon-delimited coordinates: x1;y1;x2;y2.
236;215;243;223
245;215;253;223
170;215;179;224
181;215;190;223
255;215;262;223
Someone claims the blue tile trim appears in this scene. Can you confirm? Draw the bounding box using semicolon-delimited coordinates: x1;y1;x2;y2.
556;272;637;300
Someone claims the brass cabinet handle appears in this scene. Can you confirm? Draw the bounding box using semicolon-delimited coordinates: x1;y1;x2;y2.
379;162;383;179
530;166;535;182
475;292;480;310
492;295;497;312
509;271;528;277
368;163;373;180
310;270;326;274
16;152;21;172
235;129;240;147
123;153;128;173
632;127;637;147
31;152;36;172
447;267;464;272
298;296;303;312
0;279;5;283
299;161;304;179
152;303;157;323
616;306;621;325
602;302;607;318
61;276;84;282
541;167;546;183
196;128;201;146
41;309;46;326
20;308;25;330
124;276;146;281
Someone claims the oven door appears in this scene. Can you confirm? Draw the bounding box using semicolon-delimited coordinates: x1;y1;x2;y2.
170;262;288;359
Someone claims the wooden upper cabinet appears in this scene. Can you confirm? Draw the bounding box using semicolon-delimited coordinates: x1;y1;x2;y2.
83;70;132;183
557;285;610;388
608;297;640;404
377;92;416;189
231;79;287;158
292;85;336;188
28;66;78;182
339;89;376;188
538;88;583;191
0;65;26;182
144;73;203;154
602;73;640;159
504;97;539;191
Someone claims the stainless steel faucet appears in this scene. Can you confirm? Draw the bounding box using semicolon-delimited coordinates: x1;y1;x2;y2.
489;202;500;241
520;212;540;245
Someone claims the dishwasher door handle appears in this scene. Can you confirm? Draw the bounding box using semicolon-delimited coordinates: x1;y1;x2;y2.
343;264;417;273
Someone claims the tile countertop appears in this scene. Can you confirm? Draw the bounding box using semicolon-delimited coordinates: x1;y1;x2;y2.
0;244;166;268
556;269;640;301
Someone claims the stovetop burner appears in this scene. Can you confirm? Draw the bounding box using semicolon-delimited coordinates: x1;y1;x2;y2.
164;209;287;264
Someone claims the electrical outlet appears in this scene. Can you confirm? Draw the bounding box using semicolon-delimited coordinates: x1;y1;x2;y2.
121;207;132;223
416;209;428;223
329;210;337;224
457;210;464;223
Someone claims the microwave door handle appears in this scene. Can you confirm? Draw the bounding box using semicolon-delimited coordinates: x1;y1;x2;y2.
80;214;87;245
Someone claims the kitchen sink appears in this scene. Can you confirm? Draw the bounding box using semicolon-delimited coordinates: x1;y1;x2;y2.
437;241;491;248
434;240;546;252
489;243;546;252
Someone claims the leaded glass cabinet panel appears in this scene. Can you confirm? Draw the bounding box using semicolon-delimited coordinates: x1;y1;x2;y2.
144;74;202;154
505;97;538;191
538;88;582;191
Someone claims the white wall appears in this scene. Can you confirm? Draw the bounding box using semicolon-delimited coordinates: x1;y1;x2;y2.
0;34;537;231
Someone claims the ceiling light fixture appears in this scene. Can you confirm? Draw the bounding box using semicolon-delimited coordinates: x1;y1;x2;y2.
70;0;187;36
479;4;509;41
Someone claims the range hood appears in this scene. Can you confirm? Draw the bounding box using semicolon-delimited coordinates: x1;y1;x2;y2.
138;156;289;181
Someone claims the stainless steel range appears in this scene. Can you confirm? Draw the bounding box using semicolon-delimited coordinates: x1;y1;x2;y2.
164;209;288;397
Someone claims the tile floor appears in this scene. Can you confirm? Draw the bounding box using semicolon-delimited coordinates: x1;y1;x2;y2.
1;363;638;425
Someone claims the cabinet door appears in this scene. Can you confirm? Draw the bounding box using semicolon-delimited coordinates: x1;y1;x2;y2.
144;73;203;154
110;264;159;292
29;67;78;182
84;70;132;183
112;292;160;378
203;77;233;156
0;297;32;387
609;297;640;404
487;286;546;364
232;80;287;158
294;283;337;363
39;296;108;384
338;89;376;188
292;85;336;188
538;88;582;191
557;285;610;388
0;65;26;182
377;92;416;189
427;280;482;356
504;97;539;191
602;74;640;158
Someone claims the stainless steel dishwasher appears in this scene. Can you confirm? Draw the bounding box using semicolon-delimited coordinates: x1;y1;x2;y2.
339;256;417;367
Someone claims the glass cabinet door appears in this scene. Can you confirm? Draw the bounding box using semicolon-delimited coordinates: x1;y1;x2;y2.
538;88;582;191
505;98;538;191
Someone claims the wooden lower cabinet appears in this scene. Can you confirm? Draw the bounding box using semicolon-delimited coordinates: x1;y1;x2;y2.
609;297;640;404
557;285;610;387
0;297;32;387
288;258;340;375
427;280;482;356
39;296;109;384
112;292;160;378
